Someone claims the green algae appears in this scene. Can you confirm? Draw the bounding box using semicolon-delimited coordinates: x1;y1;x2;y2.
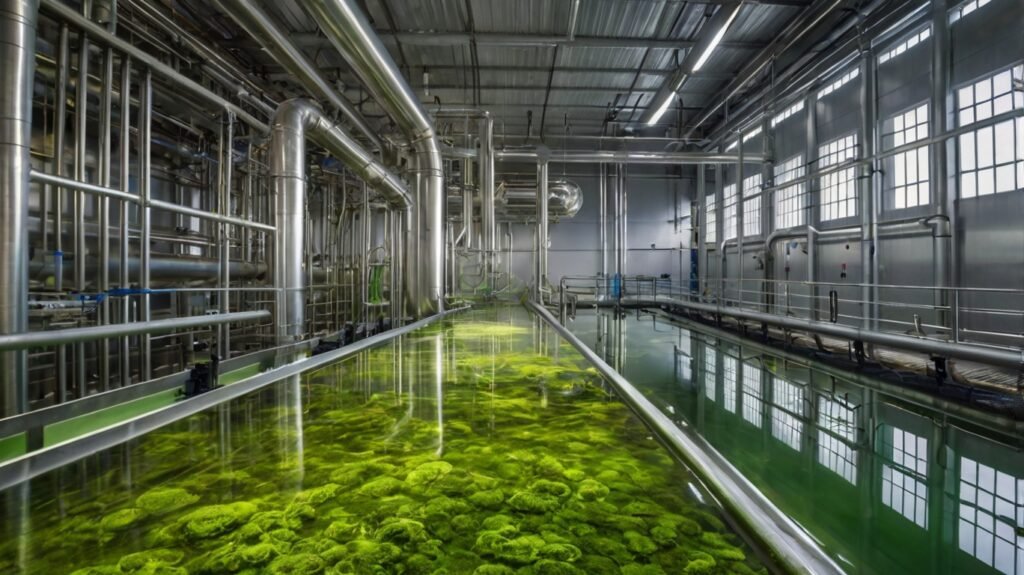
0;307;766;575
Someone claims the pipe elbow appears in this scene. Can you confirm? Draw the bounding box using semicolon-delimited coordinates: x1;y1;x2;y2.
919;215;951;238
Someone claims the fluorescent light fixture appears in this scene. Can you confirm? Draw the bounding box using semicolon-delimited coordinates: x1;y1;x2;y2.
692;3;742;73
646;94;674;126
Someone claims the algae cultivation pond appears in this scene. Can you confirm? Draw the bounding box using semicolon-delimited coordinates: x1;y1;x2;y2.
0;306;769;575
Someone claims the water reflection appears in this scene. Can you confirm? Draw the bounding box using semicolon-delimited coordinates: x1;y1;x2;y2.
569;308;1024;575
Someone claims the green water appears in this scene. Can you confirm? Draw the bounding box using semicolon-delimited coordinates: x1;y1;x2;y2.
568;308;1024;575
0;306;767;575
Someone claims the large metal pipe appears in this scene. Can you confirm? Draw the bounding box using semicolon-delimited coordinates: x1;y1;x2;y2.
304;0;445;317
930;0;953;333
39;0;268;132
495;179;583;218
535;158;549;301
213;0;380;149
497;149;759;164
29;254;268;283
0;0;37;415
599;163;608;278
139;69;152;380
0;310;270;352
270;98;410;343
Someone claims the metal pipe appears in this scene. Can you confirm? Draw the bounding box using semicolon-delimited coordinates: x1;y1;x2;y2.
480;114;495;289
930;0;952;334
305;0;445;317
0;311;270;351
496;149;759;164
495;179;583;218
73;9;89;396
118;55;130;387
98;40;113;391
626;294;1024;372
527;300;844;575
213;0;380;149
617;164;627;278
859;48;877;331
53;22;69;401
599;163;608;278
461;159;473;249
29;254;268;282
269;98;410;343
30;171;277;233
139;69;152;380
0;0;37;414
535;157;549;301
39;0;268;132
219;113;234;358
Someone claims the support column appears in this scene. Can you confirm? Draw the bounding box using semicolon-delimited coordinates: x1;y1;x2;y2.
139;70;152;380
697;165;707;295
0;0;37;415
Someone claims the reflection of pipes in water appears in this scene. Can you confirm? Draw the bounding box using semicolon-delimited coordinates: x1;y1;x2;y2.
434;334;444;457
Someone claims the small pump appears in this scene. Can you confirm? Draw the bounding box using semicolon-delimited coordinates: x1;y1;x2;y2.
183;354;220;398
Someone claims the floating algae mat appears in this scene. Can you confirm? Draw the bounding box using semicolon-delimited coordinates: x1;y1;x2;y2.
0;307;768;575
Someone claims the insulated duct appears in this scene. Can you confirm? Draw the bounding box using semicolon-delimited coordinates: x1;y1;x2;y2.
270;99;410;344
0;0;36;415
304;0;445;317
496;179;583;219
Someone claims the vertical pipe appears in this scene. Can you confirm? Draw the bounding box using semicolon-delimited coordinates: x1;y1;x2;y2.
859;48;877;331
479;115;494;288
54;22;69;401
361;181;369;323
98;41;114;390
118;56;131;387
614;163;622;278
461;159;473;250
737;143;745;307
219;113;234;358
535;159;549;301
930;0;952;333
139;69;152;380
761;117;774;312
697;164;706;295
74;12;90;396
805;92;819;321
713;164;723;298
0;0;37;415
599;163;608;279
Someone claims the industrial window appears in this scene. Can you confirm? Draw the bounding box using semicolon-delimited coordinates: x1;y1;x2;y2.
722;183;738;241
819;134;859;221
741;363;762;428
949;0;993;24
882;428;928;528
957;65;1024;199
883;104;931;209
774;155;806;229
818;68;859;98
817;396;858;484
957;457;1024;574
725;126;763;152
705;194;717;244
878;28;930;64
723;356;738;413
771;377;804;452
703;348;717;401
742;173;762;237
771;100;805;128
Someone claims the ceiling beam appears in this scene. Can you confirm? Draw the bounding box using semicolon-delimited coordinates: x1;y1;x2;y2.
266;65;736;81
343;85;714;95
291;31;766;50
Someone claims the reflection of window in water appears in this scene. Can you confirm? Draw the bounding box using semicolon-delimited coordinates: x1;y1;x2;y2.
771;377;804;451
958;456;1024;574
817;396;858;484
881;427;928;528
742;363;763;428
676;330;692;384
703;347;717;402
723;356;738;413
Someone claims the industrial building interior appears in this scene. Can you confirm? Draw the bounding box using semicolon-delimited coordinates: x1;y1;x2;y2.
0;0;1022;573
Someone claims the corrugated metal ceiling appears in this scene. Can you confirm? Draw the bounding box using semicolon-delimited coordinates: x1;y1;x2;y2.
210;0;809;138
